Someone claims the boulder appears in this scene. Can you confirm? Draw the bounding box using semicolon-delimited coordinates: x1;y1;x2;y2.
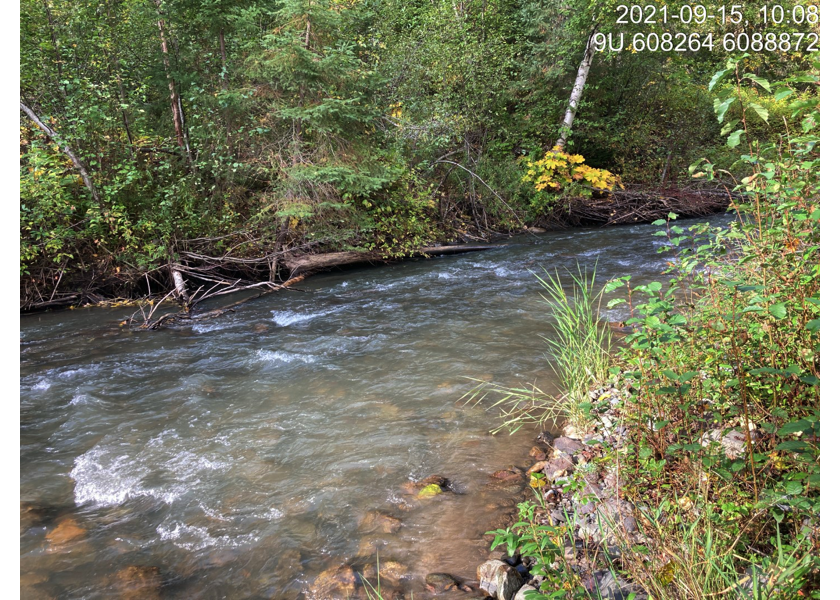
552;436;584;455
477;560;524;600
699;428;747;459
513;584;538;600
543;454;574;481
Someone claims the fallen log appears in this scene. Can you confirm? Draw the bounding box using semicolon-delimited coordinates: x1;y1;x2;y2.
284;244;499;274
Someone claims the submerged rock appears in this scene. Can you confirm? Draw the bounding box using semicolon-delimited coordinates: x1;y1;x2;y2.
477;560;524;600
405;474;449;494
45;518;86;551
357;536;390;557
425;572;459;594
360;511;403;534
362;561;408;585
113;565;163;600
491;467;524;482
309;565;359;600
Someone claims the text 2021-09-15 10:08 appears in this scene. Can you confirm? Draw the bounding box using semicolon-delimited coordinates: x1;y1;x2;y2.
614;4;819;26
598;4;819;53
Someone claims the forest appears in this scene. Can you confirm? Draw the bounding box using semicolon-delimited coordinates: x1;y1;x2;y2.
20;0;815;310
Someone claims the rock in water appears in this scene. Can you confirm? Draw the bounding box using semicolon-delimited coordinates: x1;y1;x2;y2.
417;475;449;489
378;561;409;584
528;446;547;461
309;565;359;600
477;560;524;600
45;518;86;551
113;566;163;600
425;573;459;594
360;511;403;534
491;467;524;482
536;431;555;446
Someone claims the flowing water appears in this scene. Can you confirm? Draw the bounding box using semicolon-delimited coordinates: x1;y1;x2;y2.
20;216;729;599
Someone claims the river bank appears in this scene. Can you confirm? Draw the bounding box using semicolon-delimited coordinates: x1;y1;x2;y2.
21;187;729;314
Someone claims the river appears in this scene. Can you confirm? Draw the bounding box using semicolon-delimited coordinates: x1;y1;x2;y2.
20;215;728;598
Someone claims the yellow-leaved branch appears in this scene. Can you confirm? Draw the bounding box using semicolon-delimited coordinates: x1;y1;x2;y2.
522;146;622;194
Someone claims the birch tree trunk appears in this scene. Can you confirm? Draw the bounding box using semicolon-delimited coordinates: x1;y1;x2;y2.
555;31;597;152
152;0;189;160
20;100;100;205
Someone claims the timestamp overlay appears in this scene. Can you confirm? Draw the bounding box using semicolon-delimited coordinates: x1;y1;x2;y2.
595;4;820;54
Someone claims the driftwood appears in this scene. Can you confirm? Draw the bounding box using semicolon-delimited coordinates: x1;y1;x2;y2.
535;185;732;229
135;274;308;330
285;244;499;275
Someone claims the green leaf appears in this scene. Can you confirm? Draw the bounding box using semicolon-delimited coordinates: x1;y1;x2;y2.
749;102;769;123
778;420;814;436
743;73;771;93
714;97;736;123
775;89;794;101
709;68;732;91
785;481;804;496
776;441;808;452
768;303;787;319
727;130;745;148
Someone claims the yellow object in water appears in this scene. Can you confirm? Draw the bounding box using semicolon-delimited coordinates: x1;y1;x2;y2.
417;484;442;499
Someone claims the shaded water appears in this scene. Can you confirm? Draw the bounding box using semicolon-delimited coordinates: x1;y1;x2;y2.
21;216;728;598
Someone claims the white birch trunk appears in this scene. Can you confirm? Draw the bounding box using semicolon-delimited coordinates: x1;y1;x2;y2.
20;101;100;205
555;32;597;152
171;267;189;304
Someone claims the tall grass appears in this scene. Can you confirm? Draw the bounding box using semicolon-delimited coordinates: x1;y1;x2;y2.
462;266;612;433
